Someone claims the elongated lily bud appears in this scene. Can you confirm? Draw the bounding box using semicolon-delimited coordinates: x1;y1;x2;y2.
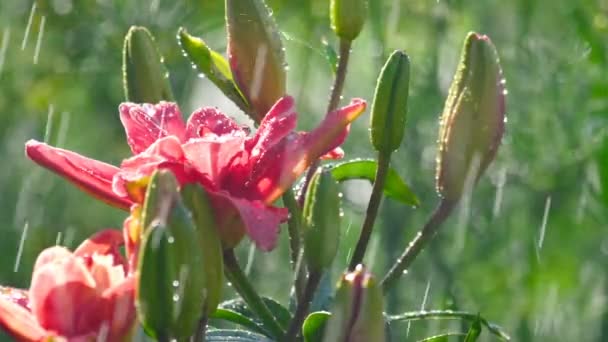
436;32;506;201
330;0;368;41
303;169;341;272
180;184;223;315
226;0;286;122
370;50;410;153
323;265;385;342
123;26;174;103
136;171;206;340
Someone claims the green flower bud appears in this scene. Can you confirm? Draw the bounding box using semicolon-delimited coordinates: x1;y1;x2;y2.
369;50;410;153
225;0;286;122
136;171;206;340
330;0;368;41
436;32;506;201
180;184;224;315
302;169;341;272
323;265;385;342
123;26;174;103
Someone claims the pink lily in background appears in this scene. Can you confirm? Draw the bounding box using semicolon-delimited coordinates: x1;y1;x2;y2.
0;230;135;341
26;96;366;250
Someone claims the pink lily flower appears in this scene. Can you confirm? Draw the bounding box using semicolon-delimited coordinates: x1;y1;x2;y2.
0;230;135;341
26;96;366;250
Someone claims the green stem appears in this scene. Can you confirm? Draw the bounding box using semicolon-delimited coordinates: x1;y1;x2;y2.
297;38;353;206
381;199;456;292
194;313;208;342
387;310;511;341
223;249;285;340
283;270;323;342
282;189;305;301
348;151;391;270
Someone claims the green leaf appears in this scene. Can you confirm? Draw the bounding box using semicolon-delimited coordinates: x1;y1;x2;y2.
464;316;482;342
330;159;419;206
219;297;292;331
210;308;268;336
206;329;273;342
178;28;251;114
418;333;467;342
302;311;331;342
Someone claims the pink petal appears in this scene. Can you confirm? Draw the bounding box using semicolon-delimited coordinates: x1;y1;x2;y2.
30;251;104;337
182;136;246;187
101;277;135;340
246;96;297;155
33;246;73;273
0;298;46;341
211;191;288;251
186;107;246;139
74;229;124;258
0;286;30;310
74;230;127;273
25;140;133;210
248;99;366;203
113;136;204;197
119;102;187;154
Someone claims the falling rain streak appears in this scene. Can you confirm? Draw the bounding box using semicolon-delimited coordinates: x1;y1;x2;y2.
14;222;29;273
21;2;37;51
0;28;10;76
538;196;552;251
33;15;46;65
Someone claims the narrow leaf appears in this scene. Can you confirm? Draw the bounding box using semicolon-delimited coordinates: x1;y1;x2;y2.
330;159;419;206
210;308;268;336
219;297;292;331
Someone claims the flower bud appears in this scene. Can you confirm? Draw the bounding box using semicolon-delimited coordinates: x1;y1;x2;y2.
136;171;206;340
123;26;174;103
436;32;506;201
330;0;368;41
323;265;385;342
370;50;410;153
180;184;224;315
225;0;286;122
302;169;341;272
178;28;251;115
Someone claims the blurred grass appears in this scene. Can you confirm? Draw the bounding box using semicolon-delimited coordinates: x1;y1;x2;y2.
1;0;607;341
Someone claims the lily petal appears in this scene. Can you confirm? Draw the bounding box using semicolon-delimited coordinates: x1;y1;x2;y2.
247;96;297;155
212;191;288;251
0;298;46;342
75;229;127;272
30;250;102;337
119;102;187;153
25;140;132;210
251;98;366;203
186;107;246;139
0;287;29;310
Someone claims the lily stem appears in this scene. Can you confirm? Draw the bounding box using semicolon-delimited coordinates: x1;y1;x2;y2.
282;188;305;302
386;310;510;340
283;270;323;342
223;249;285;340
348;151;391;270
297;38;353;206
193;313;208;342
381;199;456;292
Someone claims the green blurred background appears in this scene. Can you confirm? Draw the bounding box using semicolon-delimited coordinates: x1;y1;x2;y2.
1;0;607;341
